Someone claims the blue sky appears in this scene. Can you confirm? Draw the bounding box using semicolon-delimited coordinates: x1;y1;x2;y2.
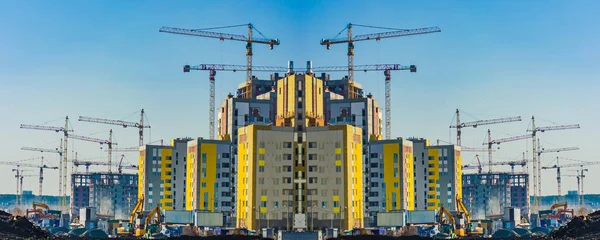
0;0;598;196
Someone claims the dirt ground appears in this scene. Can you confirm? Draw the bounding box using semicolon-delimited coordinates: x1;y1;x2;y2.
3;209;600;240
546;210;600;240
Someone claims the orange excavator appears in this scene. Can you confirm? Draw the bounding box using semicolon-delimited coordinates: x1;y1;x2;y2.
26;202;52;219
549;202;573;221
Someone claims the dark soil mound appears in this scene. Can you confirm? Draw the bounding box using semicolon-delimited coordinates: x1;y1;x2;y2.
550;209;600;239
0;210;49;239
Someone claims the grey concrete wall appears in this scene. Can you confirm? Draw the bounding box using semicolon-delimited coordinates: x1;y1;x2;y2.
411;139;429;210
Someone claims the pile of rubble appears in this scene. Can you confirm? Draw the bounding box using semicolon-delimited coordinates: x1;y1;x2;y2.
550;210;600;239
0;210;49;240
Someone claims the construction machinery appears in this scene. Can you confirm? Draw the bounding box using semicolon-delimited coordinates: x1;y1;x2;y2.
456;195;484;237
450;109;521;147
21;117;72;211
79;109;150;147
528;116;580;212
564;169;588;205
535;147;579;197
0;160;58;202
74;155;137;173
26;202;52;220
462;155;484;174
483;130;532;172
541;159;600;198
143;204;163;237
437;205;456;238
160;24;279;140
69;130;117;172
117;194;144;237
21;147;63;195
184;62;416;139
321;24;440;139
548;202;573;224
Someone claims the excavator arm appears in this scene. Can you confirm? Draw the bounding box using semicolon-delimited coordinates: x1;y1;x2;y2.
145;204;162;226
439;205;456;226
130;194;144;224
551;202;568;211
456;195;471;223
32;202;50;211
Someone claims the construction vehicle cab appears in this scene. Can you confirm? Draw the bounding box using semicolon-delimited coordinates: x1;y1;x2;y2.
143;204;162;238
26;202;52;222
456;194;484;237
549;202;574;223
117;194;144;236
438;205;456;238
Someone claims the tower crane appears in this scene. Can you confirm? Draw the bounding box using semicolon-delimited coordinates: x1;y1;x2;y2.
536;147;579;198
105;140;165;152
563;170;587;205
79;109;149;147
0;159;58;197
69;130;117;172
11;168;34;206
74;155;137;173
21;116;72;210
435;139;495;153
483;130;532;173
17;174;38;207
160;24;279;140
321;24;440;139
541;159;597;198
185;63;417;138
450;109;521;146
472;154;483;174
462;155;527;174
21;146;63;196
528;116;580;212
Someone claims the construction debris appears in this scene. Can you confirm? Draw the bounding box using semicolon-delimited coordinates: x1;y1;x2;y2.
549;210;600;239
0;210;48;239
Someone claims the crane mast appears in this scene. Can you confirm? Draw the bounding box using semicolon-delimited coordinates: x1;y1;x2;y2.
161;24;279;140
21;147;64;196
542;160;598;200
20;116;71;211
187;63;415;140
321;23;438;139
528;116;580;212
1;161;58;197
537;146;579;198
450;109;521;146
69;131;117;172
484;130;532;173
